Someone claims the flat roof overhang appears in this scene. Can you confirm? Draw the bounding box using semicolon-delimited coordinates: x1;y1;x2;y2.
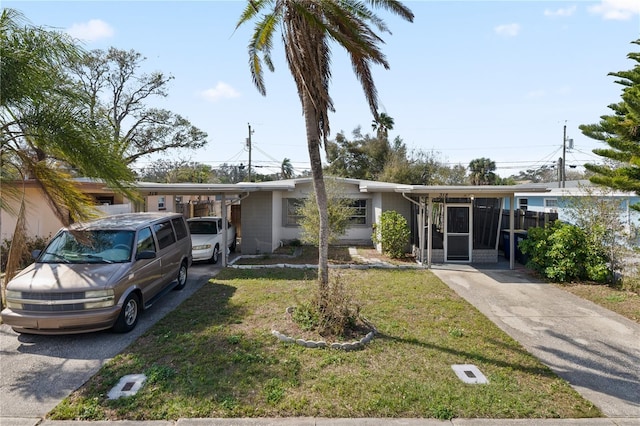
134;181;550;198
359;182;549;197
133;182;267;196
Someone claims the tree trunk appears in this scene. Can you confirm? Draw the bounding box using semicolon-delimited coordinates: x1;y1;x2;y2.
302;93;330;297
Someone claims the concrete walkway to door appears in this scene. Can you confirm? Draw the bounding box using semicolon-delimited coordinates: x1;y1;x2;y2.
429;261;640;418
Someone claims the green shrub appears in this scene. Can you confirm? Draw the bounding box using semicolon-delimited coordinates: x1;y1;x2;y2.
292;273;360;338
372;210;410;259
297;179;356;246
519;221;610;283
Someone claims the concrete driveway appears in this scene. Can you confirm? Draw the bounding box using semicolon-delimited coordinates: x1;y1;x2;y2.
431;263;640;418
0;263;218;420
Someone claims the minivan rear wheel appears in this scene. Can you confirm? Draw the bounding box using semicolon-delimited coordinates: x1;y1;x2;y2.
113;293;140;333
174;261;188;290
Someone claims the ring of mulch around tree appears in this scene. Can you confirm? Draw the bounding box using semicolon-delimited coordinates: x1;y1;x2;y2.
272;306;377;351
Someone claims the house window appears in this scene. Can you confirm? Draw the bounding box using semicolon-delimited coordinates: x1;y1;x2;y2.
158;196;166;210
348;199;368;225
284;198;369;226
284;198;304;226
544;198;558;208
95;196;114;205
518;198;528;211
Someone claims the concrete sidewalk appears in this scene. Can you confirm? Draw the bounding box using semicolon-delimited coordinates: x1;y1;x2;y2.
430;262;640;419
21;416;640;425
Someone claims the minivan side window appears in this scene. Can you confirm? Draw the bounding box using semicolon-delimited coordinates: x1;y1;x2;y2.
172;217;188;240
154;221;176;249
137;227;156;253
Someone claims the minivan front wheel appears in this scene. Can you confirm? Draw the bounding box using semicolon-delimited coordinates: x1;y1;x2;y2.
174;261;188;290
113;293;140;333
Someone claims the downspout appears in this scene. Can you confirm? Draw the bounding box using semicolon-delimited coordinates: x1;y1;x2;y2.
221;192;251;267
509;194;515;270
402;193;427;268
427;196;432;268
222;193;228;267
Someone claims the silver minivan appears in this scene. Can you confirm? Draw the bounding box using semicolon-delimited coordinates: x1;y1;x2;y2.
1;212;192;335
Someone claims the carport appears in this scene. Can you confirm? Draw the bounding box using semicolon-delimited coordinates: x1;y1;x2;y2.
134;182;261;267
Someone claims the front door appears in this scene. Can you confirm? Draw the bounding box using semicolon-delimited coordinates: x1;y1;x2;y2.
445;205;472;262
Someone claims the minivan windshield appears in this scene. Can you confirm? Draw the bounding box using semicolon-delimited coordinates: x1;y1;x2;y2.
39;230;135;264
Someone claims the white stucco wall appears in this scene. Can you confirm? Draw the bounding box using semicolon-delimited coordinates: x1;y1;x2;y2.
1;187;63;241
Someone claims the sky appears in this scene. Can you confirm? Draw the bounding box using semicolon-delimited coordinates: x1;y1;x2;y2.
5;0;640;178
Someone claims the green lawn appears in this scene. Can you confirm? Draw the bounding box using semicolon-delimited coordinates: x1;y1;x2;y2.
49;268;600;421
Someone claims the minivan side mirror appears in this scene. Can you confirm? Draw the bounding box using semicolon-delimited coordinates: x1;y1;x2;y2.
136;250;157;260
32;249;41;259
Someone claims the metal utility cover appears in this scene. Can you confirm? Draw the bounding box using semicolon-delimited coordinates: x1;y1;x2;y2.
107;374;147;399
451;364;489;384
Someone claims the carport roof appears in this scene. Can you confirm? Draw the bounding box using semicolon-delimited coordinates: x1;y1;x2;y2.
134;182;262;196
358;181;548;197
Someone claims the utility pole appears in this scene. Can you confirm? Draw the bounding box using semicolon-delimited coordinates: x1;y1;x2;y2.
562;124;566;188
246;123;253;182
557;157;563;188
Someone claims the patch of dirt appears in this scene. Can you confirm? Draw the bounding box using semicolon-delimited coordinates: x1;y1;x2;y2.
356;247;418;264
237;244;417;266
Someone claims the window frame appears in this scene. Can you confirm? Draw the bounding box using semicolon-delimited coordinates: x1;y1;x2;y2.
136;227;157;254
283;198;305;227
518;198;528;211
347;199;369;226
171;217;188;240
282;198;371;227
153;221;176;249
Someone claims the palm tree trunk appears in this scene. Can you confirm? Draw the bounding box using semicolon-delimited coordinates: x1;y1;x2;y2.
2;196;27;309
302;93;330;296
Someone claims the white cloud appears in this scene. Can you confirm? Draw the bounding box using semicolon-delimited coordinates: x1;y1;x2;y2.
526;89;547;99
588;0;640;20
494;23;521;37
200;82;241;102
544;5;577;17
66;19;114;42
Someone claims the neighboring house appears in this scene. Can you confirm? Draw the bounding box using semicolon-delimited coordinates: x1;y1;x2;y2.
2;177;548;269
508;180;640;230
0;179;132;242
0;180;236;242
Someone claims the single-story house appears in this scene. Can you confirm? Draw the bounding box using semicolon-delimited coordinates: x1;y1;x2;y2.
507;180;640;230
1;177;549;269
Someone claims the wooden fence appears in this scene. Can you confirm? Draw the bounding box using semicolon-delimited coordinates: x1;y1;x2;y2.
501;209;558;231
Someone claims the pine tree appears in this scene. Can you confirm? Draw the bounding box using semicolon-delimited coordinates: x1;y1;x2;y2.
580;39;640;209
